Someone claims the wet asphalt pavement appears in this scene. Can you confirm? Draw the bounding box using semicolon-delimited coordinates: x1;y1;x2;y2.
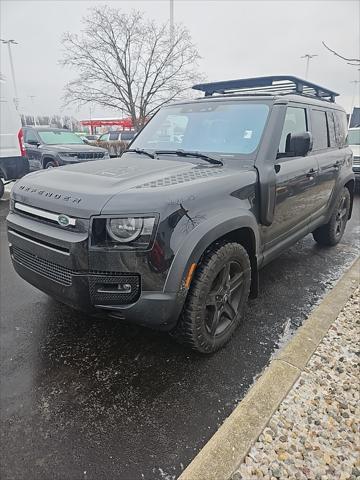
1;196;359;480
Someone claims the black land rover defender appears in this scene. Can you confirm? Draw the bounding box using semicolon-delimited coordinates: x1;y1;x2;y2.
7;76;355;353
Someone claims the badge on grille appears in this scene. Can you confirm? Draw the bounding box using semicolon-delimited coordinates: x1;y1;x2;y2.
57;214;70;226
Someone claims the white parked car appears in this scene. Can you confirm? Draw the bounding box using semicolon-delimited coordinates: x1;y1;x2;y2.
348;127;360;187
0;74;29;198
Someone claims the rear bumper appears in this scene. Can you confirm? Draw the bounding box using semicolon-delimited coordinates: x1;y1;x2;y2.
353;167;360;182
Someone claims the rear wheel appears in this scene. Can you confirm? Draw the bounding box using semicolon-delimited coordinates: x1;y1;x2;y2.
172;242;251;354
312;187;351;246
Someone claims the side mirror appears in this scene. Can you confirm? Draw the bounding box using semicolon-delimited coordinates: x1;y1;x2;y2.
27;140;40;147
289;131;313;157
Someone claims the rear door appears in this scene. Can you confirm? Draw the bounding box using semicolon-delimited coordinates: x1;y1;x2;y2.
263;104;320;247
306;108;340;218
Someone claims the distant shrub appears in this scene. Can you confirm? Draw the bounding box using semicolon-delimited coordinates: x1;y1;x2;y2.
90;140;128;157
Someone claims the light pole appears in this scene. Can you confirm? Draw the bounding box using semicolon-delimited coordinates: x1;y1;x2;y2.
349;79;360;127
29;95;37;125
170;0;174;45
301;54;318;79
1;38;19;109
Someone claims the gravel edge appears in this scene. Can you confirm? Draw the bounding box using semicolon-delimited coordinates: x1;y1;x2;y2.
178;257;359;480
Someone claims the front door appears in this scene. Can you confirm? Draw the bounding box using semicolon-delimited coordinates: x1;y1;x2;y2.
24;129;42;170
263;105;319;248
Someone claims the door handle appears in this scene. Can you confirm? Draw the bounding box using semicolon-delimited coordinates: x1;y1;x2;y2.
333;161;341;169
306;168;318;179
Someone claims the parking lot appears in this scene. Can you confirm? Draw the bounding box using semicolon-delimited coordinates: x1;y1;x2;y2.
0;195;359;480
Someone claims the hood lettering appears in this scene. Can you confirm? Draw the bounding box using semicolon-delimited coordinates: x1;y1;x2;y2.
18;185;82;204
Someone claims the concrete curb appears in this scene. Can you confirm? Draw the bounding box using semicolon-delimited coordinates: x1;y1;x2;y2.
178;257;360;480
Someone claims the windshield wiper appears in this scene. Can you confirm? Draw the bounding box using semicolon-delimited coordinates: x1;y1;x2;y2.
155;149;223;166
125;148;155;159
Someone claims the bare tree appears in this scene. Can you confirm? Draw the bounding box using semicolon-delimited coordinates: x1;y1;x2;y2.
61;6;202;129
322;41;360;66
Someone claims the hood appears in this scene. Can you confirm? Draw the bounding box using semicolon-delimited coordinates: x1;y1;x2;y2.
41;144;107;153
12;156;240;218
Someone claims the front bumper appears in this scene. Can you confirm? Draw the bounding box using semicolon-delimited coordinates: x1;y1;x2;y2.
7;211;180;330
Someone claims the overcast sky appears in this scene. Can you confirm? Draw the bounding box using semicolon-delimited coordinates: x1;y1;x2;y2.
1;0;359;119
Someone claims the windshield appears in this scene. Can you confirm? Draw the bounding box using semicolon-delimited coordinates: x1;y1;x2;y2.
131;101;269;156
38;130;85;145
348;129;360;146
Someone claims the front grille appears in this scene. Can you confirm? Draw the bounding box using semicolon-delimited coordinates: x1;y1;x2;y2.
12;246;73;286
77;152;104;160
353;156;360;166
89;275;140;305
12;246;141;304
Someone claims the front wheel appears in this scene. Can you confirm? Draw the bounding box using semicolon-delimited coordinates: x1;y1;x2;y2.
44;160;57;169
171;242;251;354
312;187;351;246
0;178;4;199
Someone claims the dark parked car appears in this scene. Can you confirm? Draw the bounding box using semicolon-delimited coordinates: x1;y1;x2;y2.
7;76;355;353
97;130;136;157
22;127;109;170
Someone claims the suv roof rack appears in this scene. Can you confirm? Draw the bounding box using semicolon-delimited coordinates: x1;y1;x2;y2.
192;75;339;102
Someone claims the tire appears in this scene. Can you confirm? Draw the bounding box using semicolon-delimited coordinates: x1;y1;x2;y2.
44;160;57;169
0;178;4;199
171;242;251;354
312;187;351;246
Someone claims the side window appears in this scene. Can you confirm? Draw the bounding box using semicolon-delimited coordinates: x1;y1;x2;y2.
279;107;307;154
99;133;110;141
109;131;119;141
24;129;39;144
333;111;348;147
327;112;337;147
121;132;135;141
311;110;329;151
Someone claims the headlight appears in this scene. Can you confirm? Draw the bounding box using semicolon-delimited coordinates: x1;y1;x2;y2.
106;217;144;243
91;216;157;249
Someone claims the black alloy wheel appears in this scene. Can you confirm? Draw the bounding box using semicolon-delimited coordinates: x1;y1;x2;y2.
171;242;251;353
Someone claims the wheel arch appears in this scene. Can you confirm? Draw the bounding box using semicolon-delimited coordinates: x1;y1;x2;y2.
164;212;260;299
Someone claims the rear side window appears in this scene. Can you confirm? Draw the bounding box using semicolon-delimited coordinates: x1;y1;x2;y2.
109;131;120;141
327;112;337;147
311;110;329;150
333;111;348;147
121;132;135;141
279;107;307;154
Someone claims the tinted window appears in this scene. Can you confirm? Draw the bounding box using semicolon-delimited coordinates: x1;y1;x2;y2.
327;112;337;147
24;129;39;144
99;133;110;141
131;102;270;156
347;129;360;145
279;107;307;154
333;111;348;146
311;110;329;150
121;132;135;141
109;131;120;141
